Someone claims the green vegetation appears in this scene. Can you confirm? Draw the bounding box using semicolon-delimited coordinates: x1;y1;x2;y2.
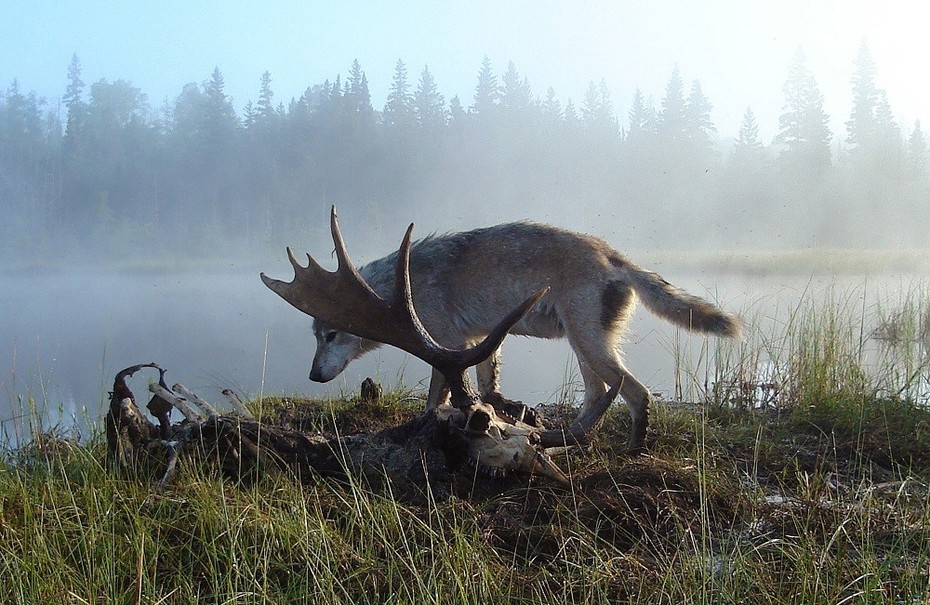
2;289;929;603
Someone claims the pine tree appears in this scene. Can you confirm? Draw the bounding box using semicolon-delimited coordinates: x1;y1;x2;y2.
581;80;600;129
471;56;498;114
63;53;86;137
563;98;579;130
846;39;877;147
413;65;445;131
776;48;832;170
598;80;614;120
627;88;648;143
580;80;616;136
908;120;927;178
448;95;465;127
357;73;372;115
347;59;373;117
383;59;413;128
203;67;237;143
732;107;766;168
242;101;257;130
658;65;687;141
258;71;274;118
873;90;900;153
736;108;761;150
500;61;531;113
540;87;562;125
685;79;715;146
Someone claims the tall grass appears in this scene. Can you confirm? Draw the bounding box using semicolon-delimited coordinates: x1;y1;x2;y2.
2;284;930;603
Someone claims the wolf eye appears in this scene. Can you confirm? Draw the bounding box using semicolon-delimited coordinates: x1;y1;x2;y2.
325;332;337;343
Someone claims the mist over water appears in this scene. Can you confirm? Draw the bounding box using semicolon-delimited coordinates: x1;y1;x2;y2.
3;262;925;446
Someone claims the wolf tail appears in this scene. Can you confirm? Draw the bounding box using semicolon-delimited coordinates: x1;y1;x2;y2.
622;264;742;337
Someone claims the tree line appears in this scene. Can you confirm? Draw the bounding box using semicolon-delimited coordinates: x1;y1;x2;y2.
1;42;927;263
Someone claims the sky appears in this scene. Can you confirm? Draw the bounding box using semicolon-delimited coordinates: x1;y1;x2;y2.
2;0;928;141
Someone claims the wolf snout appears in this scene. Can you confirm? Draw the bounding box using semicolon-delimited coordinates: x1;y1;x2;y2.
309;368;332;383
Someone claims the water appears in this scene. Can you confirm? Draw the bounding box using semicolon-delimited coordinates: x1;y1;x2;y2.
1;265;926;445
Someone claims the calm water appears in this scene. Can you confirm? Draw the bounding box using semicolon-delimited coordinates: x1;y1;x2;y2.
1;265;926;444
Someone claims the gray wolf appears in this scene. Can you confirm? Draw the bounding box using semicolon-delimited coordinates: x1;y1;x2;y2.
308;221;740;451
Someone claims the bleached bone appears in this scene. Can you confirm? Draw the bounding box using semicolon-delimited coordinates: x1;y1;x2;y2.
172;383;220;418
118;397;147;425
438;402;569;484
222;388;255;419
148;383;204;422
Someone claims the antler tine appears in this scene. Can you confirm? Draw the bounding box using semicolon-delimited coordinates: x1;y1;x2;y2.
390;217;550;374
286;246;321;277
330;206;361;276
392;221;447;359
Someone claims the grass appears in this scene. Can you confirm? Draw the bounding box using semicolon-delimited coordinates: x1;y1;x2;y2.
2;287;930;603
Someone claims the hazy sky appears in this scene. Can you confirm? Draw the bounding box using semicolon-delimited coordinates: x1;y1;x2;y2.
2;0;928;140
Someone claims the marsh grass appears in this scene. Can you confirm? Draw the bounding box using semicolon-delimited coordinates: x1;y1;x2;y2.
3;286;930;603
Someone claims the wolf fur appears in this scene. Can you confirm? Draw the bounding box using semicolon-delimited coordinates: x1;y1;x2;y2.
310;221;741;451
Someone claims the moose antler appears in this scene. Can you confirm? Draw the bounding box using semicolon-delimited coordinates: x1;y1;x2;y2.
261;206;548;409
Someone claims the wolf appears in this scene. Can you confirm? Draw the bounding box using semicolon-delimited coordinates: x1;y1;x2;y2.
308;221;741;451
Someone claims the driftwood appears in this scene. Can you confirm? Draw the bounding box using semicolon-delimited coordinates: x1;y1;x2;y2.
104;363;567;500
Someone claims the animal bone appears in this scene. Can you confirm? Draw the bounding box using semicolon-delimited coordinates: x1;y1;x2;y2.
438;402;569;484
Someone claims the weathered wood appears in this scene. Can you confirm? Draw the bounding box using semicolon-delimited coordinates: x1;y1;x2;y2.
148;383;205;422
222;388;255;419
105;364;486;500
172;383;220;418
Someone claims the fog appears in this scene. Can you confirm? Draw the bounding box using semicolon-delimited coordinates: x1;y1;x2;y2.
1;4;929;443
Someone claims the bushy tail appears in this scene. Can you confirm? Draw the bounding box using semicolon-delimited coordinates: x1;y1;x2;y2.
623;265;742;337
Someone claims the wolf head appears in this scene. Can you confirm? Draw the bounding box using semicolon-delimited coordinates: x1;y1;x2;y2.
309;318;382;382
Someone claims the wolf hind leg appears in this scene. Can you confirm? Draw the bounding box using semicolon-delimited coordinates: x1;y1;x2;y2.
565;318;651;453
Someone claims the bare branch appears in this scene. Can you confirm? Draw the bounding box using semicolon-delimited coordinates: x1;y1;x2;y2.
172;383;220;418
148;383;204;422
222;388;255;419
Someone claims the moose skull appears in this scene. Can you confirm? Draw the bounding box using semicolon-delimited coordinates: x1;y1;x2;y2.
437;401;569;484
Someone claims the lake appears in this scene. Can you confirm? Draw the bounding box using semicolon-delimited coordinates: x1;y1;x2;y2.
2;261;926;445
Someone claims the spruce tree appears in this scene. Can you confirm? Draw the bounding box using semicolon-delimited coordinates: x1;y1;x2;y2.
383;59;413;128
471;56;499;114
658;65;687;141
448;95;465;127
732;107;766;168
413;65;445;131
846;39;877;147
908;120;927;178
500;61;531;113
776;48;832;170
63;53;86;138
541;87;562;126
685;79;715;147
257;71;275;122
347;59;373;117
